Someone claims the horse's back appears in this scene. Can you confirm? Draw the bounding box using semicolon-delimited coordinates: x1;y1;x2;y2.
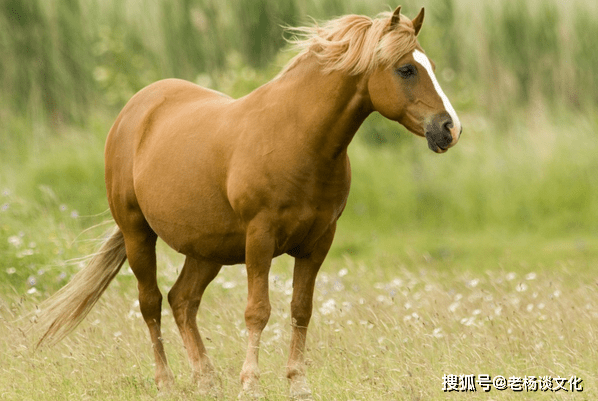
106;78;231;172
105;79;245;262
105;78;225;203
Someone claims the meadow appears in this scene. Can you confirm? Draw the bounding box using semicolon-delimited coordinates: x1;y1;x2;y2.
1;0;598;399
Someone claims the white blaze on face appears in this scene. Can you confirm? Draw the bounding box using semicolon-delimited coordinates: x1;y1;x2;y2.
412;49;461;138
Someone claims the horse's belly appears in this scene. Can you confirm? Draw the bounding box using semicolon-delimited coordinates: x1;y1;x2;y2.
134;158;247;264
141;200;247;264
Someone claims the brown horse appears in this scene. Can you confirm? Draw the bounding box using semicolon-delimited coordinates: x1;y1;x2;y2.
35;6;461;399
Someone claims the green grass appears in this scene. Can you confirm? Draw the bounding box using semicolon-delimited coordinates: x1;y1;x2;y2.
1;107;597;398
1;239;596;400
345;107;598;238
2;0;597;124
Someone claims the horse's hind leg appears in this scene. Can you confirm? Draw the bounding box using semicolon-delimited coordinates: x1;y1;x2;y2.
168;256;222;395
121;220;174;390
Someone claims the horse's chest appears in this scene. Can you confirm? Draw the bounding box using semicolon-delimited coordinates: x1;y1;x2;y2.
271;202;335;257
228;153;350;256
268;178;349;256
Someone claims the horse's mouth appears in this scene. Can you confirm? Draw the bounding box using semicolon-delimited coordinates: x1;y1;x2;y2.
424;120;461;153
426;136;451;153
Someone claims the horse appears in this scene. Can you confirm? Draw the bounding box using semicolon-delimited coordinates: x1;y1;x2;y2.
35;6;461;399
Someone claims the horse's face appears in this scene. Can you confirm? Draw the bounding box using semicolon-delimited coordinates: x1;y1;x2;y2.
367;8;461;153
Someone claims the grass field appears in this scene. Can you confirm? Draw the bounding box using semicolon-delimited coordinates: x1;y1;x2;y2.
1;113;597;399
1;236;596;400
1;0;598;399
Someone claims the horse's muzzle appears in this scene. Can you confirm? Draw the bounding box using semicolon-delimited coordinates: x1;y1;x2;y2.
425;112;459;153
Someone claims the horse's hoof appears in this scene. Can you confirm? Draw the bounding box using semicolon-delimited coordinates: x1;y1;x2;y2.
156;382;174;398
289;377;313;400
238;390;266;400
238;379;266;400
197;373;222;398
156;370;175;395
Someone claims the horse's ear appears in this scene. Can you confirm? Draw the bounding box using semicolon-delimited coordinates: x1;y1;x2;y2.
412;7;425;36
389;6;402;30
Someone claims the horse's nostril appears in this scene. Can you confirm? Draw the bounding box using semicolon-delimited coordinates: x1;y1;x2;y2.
443;120;453;132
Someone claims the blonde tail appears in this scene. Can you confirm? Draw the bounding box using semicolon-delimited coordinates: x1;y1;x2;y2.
36;226;127;347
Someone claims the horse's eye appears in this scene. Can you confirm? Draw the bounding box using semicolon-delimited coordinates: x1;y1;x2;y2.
396;65;416;79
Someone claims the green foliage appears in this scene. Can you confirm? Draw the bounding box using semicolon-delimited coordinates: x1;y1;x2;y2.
347;111;598;237
0;187;106;295
0;0;94;123
574;6;598;106
233;0;298;68
485;1;561;103
1;0;597;123
1;0;597;289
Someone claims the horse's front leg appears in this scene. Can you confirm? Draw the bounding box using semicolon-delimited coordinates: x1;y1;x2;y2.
287;223;336;400
239;220;275;399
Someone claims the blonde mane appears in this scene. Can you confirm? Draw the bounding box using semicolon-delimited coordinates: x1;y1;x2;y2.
282;11;418;76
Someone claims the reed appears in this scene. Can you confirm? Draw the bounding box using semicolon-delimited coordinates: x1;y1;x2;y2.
1;0;595;125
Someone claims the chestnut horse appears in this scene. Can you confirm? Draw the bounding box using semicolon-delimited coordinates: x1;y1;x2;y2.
36;6;461;399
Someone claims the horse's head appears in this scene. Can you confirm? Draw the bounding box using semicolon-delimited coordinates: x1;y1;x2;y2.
367;7;462;153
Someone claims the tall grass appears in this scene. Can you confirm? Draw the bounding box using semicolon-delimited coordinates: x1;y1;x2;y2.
1;0;597;278
1;0;596;124
2;248;597;399
348;110;598;235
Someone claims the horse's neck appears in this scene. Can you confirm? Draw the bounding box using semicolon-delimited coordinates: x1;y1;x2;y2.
260;55;372;159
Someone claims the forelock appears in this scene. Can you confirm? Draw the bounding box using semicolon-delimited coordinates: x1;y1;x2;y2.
375;13;418;70
282;11;419;76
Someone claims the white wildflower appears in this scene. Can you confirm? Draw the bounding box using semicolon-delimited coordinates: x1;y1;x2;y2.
8;235;22;247
467;278;480;288
525;272;537;280
448;302;460;313
319;299;336;316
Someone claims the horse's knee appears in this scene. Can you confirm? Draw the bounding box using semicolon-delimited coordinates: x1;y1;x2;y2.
245;301;271;331
291;299;313;328
139;287;163;319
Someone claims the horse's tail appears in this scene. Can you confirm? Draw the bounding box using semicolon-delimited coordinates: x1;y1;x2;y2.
36;226;127;347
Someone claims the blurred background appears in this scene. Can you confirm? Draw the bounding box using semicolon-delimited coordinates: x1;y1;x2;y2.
1;0;597;292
